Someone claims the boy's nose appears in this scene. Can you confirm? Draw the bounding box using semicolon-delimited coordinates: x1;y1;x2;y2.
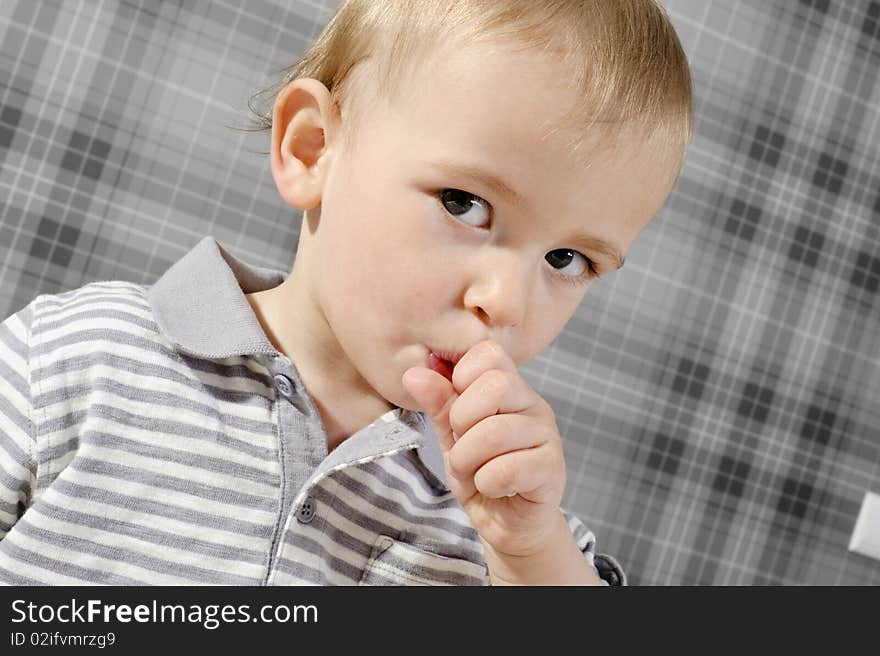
464;253;529;329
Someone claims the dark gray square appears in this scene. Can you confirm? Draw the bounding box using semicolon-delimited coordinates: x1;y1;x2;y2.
68;130;90;154
59;149;82;174
58;224;80;247
29;237;51;260
1;105;22;126
82;158;104;180
36;217;59;240
51;245;72;268
0;126;13;149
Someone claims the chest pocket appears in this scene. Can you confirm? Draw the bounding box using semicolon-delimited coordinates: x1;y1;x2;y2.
359;535;490;586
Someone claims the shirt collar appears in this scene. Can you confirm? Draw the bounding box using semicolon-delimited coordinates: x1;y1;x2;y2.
147;235;284;359
146;236;449;491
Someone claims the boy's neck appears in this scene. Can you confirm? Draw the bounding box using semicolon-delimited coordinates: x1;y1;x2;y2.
245;282;394;452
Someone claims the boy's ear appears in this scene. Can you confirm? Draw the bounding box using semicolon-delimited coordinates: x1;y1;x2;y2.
270;78;339;211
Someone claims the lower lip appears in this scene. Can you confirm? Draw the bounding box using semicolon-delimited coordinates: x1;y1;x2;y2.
426;351;455;381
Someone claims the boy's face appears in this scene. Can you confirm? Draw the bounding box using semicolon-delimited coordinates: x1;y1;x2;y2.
271;40;679;414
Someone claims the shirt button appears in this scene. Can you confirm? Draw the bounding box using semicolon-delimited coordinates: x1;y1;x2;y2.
297;496;316;524
273;374;294;398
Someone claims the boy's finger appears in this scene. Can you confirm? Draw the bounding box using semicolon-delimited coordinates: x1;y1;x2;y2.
473;446;560;503
401;366;459;452
451;339;519;395
445;412;546;485
449;369;536;444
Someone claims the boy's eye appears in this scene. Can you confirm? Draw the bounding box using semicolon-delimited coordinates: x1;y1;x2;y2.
437;188;598;284
545;248;593;280
439;188;490;226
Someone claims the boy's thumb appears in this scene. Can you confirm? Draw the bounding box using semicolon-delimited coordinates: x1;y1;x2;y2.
401;366;458;452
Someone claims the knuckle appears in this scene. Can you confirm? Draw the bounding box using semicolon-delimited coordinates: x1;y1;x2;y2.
493;458;516;490
483;416;510;452
479;369;509;398
447;401;466;436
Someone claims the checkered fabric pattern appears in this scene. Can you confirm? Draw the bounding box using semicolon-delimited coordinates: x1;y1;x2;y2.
1;1;878;585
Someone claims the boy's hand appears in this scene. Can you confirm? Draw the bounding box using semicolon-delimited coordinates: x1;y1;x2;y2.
402;339;598;584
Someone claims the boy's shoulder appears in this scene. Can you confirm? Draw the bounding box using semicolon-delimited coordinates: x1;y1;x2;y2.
30;279;151;317
26;279;161;348
34;279;149;306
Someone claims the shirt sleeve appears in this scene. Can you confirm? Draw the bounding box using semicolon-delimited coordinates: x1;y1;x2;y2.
0;300;38;540
560;506;627;586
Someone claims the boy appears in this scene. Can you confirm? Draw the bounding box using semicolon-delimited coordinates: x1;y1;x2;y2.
0;0;691;585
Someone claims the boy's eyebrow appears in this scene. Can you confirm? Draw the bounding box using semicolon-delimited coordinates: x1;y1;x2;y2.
429;160;528;208
573;237;626;270
429;160;626;270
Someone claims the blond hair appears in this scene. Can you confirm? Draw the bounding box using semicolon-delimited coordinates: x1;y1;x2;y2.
247;0;693;170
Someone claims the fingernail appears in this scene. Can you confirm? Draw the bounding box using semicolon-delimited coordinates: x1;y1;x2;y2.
452;431;459;442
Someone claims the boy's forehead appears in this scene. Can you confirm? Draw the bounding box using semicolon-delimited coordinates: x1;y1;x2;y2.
386;43;602;164
359;33;679;173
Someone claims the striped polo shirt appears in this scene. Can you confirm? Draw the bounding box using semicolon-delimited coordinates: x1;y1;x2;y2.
0;236;626;586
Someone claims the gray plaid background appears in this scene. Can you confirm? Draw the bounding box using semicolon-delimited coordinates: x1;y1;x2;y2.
1;1;878;585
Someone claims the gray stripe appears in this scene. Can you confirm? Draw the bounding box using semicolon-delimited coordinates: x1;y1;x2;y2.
34;499;267;566
0;461;33;500
0;563;45;585
271;552;326;583
0;539;143;584
32;309;272;387
306;482;482;564
0;319;29;361
12;521;258;584
323;520;376;561
0;357;29;400
48;477;274;539
332;468;481;541
71;456;277;511
35;376;274;435
304;483;406;545
31;327;174;359
86;403;278;461
278;531;363;583
0;498;19;516
366;547;486;586
357;568;400;586
561;507;593;548
401;448;449;495
38;307;159;336
37;431;80;467
35;287;148;311
361;455;452;512
178;351;274;386
0;396;33;449
33;352;272;401
36;409;86;435
0;428;36;477
37;294;150;316
43;430;278;487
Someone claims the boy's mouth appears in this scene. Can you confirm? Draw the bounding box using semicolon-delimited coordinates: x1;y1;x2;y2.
425;348;464;382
